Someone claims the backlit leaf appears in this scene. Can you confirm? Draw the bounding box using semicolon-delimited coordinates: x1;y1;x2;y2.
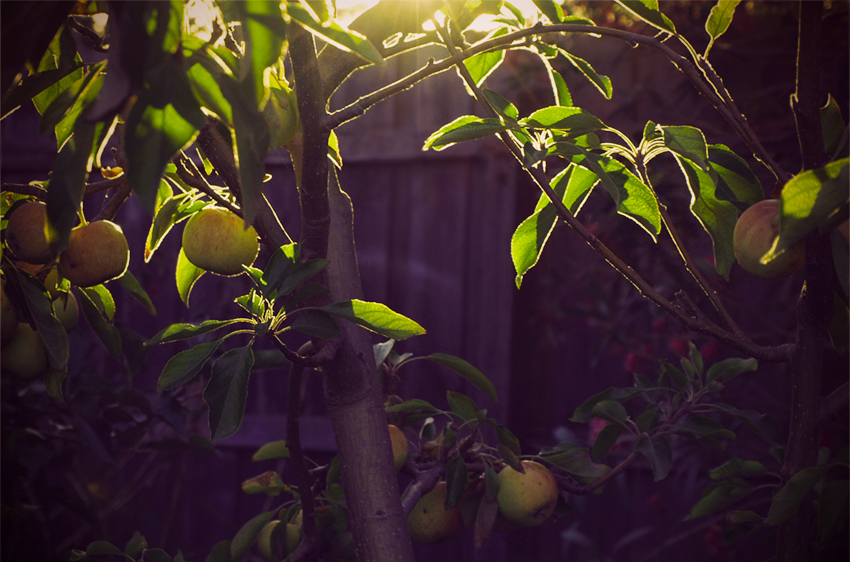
320;299;425;340
156;339;223;392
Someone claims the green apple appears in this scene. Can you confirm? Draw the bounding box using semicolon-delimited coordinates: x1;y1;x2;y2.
733;199;805;279
182;207;260;276
59;221;130;287
496;460;559;527
388;424;408;471
407;481;468;544
2;323;48;379
53;292;79;332
5;201;55;264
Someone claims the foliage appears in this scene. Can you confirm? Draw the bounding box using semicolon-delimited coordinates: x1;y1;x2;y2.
1;1;847;562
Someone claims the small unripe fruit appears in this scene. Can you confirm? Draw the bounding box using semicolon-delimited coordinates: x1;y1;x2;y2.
733;199;804;279
1;281;19;342
407;481;467;544
59;221;130;287
388;424;408;471
2;323;48;379
53;292;79;332
5;202;55;263
182;208;259;276
496;460;559;527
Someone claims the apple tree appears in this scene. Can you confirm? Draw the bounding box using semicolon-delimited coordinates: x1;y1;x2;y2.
1;2;847;562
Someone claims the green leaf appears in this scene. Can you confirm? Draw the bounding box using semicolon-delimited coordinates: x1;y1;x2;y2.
176;248;205;307
204;540;231;562
539;447;611;481
145;191;207;263
261;243;300;294
230;510;276;562
688;478;752;519
156;339;223;392
84;541;135;561
116;270;156;315
764;158;850;261
290;309;340;339
820;94;848;159
445;456;469;509
142;549;171;562
533;0;564;22
241;470;286;496
221;76;270;227
205;345;254;441
662;125;709;171
187;56;233;125
252;440;290;461
616;0;677;33
45;121;96;254
446;391;480;422
634;434;672;481
423;353;496;402
766;466;829;525
544;61;572;106
558;50;612;100
423;115;509;151
709;458;768;480
287;3;383;65
495;424;522;456
78;288;122;360
704;0;741;57
320;300;425;340
591;423;623;460
671;154;739;277
522;106;606;136
675;415;736;445
710;403;784;446
125;58;206;215
234;1;287;107
147;319;245;345
591;400;628;426
572;151;662;239
12;269;69;370
571;387;645;423
464;49;505;88
273;259;330;297
385;399;439;414
84;284;116;321
483;89;518;120
705;357;758;383
512;164;596;287
707;144;763;204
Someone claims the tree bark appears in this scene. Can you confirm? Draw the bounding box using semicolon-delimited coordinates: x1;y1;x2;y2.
289;23;416;562
776;3;833;561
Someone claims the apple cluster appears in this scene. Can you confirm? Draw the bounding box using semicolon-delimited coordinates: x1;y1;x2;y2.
2;201;131;379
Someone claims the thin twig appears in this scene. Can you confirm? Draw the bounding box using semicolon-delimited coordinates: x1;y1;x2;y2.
172;154;242;216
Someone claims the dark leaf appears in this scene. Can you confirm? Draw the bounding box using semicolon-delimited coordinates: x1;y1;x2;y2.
204;345;254;441
688;478;752;520
156;339;223;392
634;434;672;481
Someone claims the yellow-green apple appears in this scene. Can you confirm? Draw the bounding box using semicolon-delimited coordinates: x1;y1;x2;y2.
53;292;79;332
5;201;55;263
407;481;468;544
59;221;130;287
496;460;559;527
1;279;19;342
733;199;805;278
2;323;48;379
181;207;259;276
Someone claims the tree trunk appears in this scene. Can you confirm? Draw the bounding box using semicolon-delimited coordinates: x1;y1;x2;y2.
776;3;832;561
289;23;416;562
